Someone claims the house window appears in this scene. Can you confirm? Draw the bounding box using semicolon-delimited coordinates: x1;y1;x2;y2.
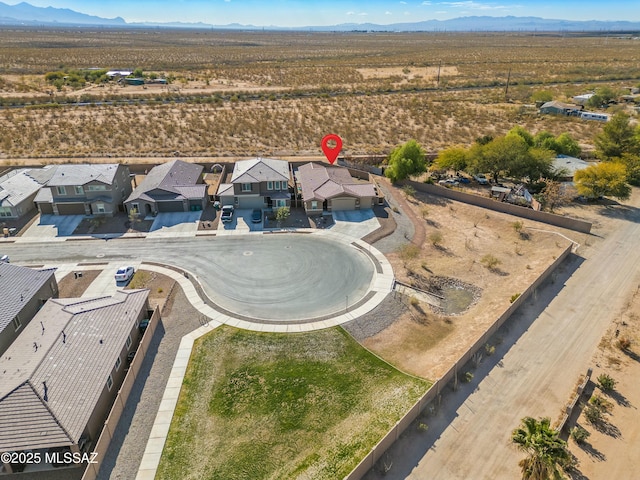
56;186;66;195
96;203;105;214
311;201;318;210
241;183;252;192
12;316;21;331
267;181;273;191
275;199;287;208
126;335;132;350
106;375;113;391
87;184;107;191
0;206;11;217
114;356;121;371
281;181;288;190
74;186;84;195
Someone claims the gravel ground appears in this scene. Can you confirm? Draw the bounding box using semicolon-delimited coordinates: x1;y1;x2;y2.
96;286;204;480
342;292;408;340
371;180;416;254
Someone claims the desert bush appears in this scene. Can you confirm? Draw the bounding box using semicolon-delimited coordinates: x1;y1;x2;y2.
617;336;631;351
484;343;496;356
509;293;521;303
463;371;474;383
597;373;616;392
583;404;602;424
589;394;612;413
480;254;501;271
398;244;420;266
570;425;590;444
429;231;443;247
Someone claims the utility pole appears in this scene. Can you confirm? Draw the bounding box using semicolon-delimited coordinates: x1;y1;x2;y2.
505;67;511;100
437;61;442;87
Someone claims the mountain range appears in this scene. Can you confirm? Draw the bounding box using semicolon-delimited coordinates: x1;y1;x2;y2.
1;1;640;31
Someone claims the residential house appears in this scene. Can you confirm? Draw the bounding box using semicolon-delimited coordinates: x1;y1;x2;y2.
124;159;206;216
0;168;47;222
33;164;131;216
539;101;582;117
296;162;377;214
553;155;590;182
0;262;58;356
0;290;150;474
217;157;290;209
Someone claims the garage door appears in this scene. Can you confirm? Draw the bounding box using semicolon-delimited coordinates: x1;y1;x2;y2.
238;196;266;209
38;203;54;215
330;197;356;211
56;203;85;215
157;201;184;213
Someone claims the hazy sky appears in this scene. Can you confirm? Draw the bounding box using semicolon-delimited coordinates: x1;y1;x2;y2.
15;1;640;26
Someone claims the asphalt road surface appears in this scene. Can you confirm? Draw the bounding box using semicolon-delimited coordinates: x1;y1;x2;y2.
365;202;640;479
4;234;374;321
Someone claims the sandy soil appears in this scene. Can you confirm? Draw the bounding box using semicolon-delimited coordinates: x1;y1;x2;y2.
362;181;575;380
57;270;101;297
569;278;640;478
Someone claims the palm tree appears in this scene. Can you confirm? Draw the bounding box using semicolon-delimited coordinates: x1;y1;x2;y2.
511;416;570;480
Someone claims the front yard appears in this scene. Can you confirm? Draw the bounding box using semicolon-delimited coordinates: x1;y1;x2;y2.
156;326;429;480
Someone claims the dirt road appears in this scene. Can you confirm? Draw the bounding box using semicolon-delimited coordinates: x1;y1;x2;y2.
364;195;640;479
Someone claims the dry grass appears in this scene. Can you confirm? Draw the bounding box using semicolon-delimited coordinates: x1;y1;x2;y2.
0;29;637;160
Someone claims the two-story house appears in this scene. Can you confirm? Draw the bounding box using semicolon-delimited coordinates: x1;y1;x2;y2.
217;157;290;209
32;164;132;216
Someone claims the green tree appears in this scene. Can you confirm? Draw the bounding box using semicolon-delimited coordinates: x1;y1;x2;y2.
508;126;535;147
512;416;570;480
435;146;468;172
618;153;640;186
473;135;529;183
531;90;553;104
534;131;558;151
274;206;290;227
595;112;639;160
385;139;427;182
555;133;581;157
587;86;619;108
574;161;631;200
510;147;554;182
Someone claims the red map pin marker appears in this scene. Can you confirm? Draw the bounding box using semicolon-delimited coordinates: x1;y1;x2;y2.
321;134;342;165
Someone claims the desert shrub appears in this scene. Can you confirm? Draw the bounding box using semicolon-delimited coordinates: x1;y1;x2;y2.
428;231;443;247
617;336;631;351
597;373;616;392
480;254;501;271
510;293;521;303
398;243;420;266
409;296;419;307
589;394;612;413
463;371;474;383
484;343;496;356
570;425;590;444
583;404;602;424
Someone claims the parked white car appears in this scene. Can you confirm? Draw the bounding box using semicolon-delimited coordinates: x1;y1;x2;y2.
473;174;489;185
221;205;234;223
115;266;135;283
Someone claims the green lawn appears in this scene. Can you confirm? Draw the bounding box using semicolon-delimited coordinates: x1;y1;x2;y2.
156;326;429;480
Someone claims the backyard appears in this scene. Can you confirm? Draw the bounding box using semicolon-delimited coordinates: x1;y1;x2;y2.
156;326;429;480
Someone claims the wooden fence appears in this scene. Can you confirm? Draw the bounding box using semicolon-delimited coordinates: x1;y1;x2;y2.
345;244;573;479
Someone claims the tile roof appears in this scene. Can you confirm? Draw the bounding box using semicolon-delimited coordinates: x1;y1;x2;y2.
297;163;376;202
0;169;45;208
230;158;289;184
43;164;122;187
216;183;234;196
0;263;56;333
0;289;150;450
126;159;204;203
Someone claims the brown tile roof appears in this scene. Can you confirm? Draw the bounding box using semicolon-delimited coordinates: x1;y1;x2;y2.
126;159;204;203
297;163;376;202
0;290;150;451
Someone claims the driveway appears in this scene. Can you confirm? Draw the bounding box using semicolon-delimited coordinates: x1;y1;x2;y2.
216;209;262;234
147;212;202;238
20;214;85;241
330;209;380;239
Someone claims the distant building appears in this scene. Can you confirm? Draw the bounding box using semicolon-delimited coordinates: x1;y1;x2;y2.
0;290;150;475
572;93;594;105
124;159;206;216
296;163;377;213
0;262;58;356
539;100;583;116
553;155;590;181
